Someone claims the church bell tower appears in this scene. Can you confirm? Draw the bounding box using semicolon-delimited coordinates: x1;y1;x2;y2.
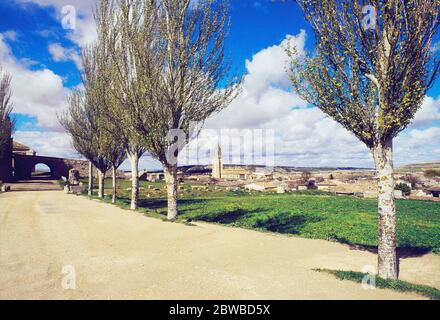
212;144;223;179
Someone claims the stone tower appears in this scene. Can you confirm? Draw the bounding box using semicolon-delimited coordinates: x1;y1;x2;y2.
212;143;223;179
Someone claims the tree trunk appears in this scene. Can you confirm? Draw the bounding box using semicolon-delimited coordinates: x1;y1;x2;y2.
98;170;105;199
128;152;139;210
112;166;117;204
372;140;398;280
88;161;93;196
164;164;178;220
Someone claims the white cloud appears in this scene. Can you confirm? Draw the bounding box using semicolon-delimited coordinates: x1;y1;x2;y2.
412;96;440;126
204;31;440;168
66;13;97;48
18;0;98;48
203;31;372;167
5;3;440;167
48;43;82;69
13;131;77;159
206;31;308;129
0;33;70;130
394;127;440;164
2;31;18;41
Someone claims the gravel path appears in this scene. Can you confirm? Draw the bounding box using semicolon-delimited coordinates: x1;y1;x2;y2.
1;190;439;299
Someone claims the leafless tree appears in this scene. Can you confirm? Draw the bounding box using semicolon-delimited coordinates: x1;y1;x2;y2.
288;0;439;279
59;89;112;198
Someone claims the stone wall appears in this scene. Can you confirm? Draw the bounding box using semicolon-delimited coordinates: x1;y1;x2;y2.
0;137;13;182
63;159;126;179
63;159;91;178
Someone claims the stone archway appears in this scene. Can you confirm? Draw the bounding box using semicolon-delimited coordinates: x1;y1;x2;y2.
13;155;70;180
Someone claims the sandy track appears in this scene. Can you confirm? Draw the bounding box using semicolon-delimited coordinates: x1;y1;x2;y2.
0;190;439;300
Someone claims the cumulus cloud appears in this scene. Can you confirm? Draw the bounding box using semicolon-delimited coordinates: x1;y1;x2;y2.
13;131;77;159
0;34;70;130
411;96;440;127
206;31;308;129
48;43;82;69
395;127;440;164
203;31;440;168
202;31;371;167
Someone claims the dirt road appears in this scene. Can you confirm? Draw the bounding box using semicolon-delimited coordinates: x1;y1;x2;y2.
0;190;439;299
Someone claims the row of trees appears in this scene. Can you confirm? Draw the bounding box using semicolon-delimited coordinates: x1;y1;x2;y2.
61;0;439;281
0;65;13;158
60;0;239;217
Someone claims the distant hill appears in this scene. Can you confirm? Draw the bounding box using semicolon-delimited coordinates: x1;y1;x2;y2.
144;164;374;174
398;162;440;172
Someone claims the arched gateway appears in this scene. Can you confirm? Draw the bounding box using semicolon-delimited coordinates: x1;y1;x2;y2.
0;136;89;182
13;154;70;180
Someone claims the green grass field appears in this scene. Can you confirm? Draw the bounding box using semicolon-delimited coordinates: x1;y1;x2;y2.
87;178;440;253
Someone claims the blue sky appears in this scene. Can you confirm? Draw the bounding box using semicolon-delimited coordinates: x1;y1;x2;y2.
1;0;440;170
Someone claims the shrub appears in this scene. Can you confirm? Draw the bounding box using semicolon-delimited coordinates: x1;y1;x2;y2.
307;180;318;190
401;174;422;189
395;183;411;196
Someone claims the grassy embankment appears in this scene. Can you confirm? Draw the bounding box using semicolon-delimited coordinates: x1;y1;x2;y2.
82;178;440;254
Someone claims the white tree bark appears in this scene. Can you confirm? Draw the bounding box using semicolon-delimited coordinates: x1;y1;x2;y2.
112;165;117;204
98;170;105;198
128;152;139;210
164;164;178;220
372;140;398;280
88;161;93;196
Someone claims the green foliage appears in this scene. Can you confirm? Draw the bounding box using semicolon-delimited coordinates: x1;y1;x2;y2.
315;269;440;300
395;183;411;196
91;179;440;252
288;1;440;147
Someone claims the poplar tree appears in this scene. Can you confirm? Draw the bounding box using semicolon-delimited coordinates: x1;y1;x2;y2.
136;0;239;220
288;0;440;279
94;0;147;210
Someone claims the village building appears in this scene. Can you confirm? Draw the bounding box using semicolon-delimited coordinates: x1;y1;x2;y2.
12;141;36;156
211;144;269;181
0;118;89;182
212;144;223;179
